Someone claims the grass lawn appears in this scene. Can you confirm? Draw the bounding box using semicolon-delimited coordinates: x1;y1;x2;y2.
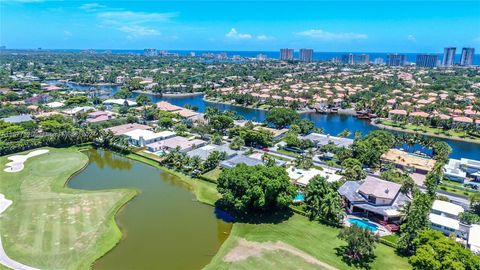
379;120;480;141
204;214;411;270
0;147;136;270
126;152;220;205
276;148;301;157
200;167;223;183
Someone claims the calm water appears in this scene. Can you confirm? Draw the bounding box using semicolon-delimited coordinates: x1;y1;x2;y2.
68;149;231;270
50;80;480;159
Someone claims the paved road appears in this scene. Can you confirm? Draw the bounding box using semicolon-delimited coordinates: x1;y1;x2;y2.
0;194;41;270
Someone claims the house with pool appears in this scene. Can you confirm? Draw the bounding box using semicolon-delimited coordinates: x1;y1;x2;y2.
338;177;410;228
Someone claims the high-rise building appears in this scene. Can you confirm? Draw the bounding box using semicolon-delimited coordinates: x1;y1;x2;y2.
416;54;438;68
280;48;294;61
374;58;384;65
341;53;355;65
356;54;370;65
386;54;406;66
460;48;475;66
144;48;157;56
299;49;313;62
442;47;456;67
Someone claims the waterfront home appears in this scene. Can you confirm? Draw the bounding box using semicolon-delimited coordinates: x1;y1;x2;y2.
452;116;474;128
123;129;176;147
187;143;238;161
254;126;289;140
444;158;480;182
338;177;410;223
429;200;465;236
287;166;342;186
146;136;206;152
381;149;436;174
104;123;152;136
388;109;408;120
1;114;33;123
103;99;137;107
156;101;183;112
220;155;264;169
300;133;353;148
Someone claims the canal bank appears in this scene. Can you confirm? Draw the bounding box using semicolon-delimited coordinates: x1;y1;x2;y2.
46;80;480;159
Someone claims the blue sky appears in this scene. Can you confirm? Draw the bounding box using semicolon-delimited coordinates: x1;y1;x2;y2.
1;0;479;52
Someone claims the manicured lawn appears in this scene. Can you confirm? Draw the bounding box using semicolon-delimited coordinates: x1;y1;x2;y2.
200;167;223;183
276;148;301;157
205;214;411;270
379;120;480;141
0;147;136;270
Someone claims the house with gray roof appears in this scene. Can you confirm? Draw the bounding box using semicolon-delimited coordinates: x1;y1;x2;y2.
186;143;239;161
444;158;480;182
338;176;410;223
301;133;353;148
2;114;34;123
220;155;264;169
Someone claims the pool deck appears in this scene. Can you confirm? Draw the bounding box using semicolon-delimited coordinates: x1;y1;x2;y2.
344;215;392;237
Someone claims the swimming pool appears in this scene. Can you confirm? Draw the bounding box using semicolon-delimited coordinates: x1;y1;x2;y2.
293;193;304;202
347;218;378;232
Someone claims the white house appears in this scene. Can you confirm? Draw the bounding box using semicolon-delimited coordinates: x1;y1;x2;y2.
123;129;176;147
429;200;464;236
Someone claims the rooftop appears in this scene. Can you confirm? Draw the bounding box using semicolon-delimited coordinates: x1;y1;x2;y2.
301;133;353;148
220;155;263;169
358;177;402;200
123;129;176;141
381;149;436;172
2;114;33;123
104;123;152;136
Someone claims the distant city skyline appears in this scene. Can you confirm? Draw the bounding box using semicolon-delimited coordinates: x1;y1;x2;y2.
1;1;479;52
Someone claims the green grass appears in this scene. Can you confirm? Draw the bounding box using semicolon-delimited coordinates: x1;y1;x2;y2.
379;120;480;141
205;214;411;270
276;148;301;157
126;152;220;205
0;147;137;270
200;167;223;183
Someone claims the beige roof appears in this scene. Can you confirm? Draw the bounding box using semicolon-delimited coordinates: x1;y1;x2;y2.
104;123;152;136
389;109;408;115
156;101;183;112
358;177;401;200
381;149;436;172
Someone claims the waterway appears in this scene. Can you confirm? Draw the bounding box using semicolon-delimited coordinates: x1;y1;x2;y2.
49;80;480;159
68;149;231;270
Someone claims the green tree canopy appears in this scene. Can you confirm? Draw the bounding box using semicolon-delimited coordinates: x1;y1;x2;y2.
265;108;300;129
217;164;295;213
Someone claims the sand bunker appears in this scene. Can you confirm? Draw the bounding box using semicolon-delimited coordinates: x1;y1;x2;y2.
224;238;338;270
0;194;12;215
4;150;49;173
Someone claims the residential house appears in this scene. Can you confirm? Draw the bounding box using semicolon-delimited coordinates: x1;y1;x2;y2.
381;149;436;174
187;143;238;161
146;136;206;152
338;177;410;223
104;123;152;136
123;129;176;147
220;154;264;169
301;133;353;148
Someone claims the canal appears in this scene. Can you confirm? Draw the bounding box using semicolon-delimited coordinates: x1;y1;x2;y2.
49;81;480;159
68;149;231;270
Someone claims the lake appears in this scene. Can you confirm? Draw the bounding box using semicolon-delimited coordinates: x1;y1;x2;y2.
67;149;231;270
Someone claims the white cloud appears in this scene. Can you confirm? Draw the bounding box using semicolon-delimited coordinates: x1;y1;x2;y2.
296;29;367;41
96;11;175;39
79;3;106;12
407;35;416;42
98;11;176;24
119;25;160;37
63;30;72;40
257;35;274;41
225;28;252;40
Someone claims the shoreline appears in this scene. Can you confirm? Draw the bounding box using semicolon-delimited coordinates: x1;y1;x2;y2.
203;97;316;114
371;121;480;145
135;90;204;97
